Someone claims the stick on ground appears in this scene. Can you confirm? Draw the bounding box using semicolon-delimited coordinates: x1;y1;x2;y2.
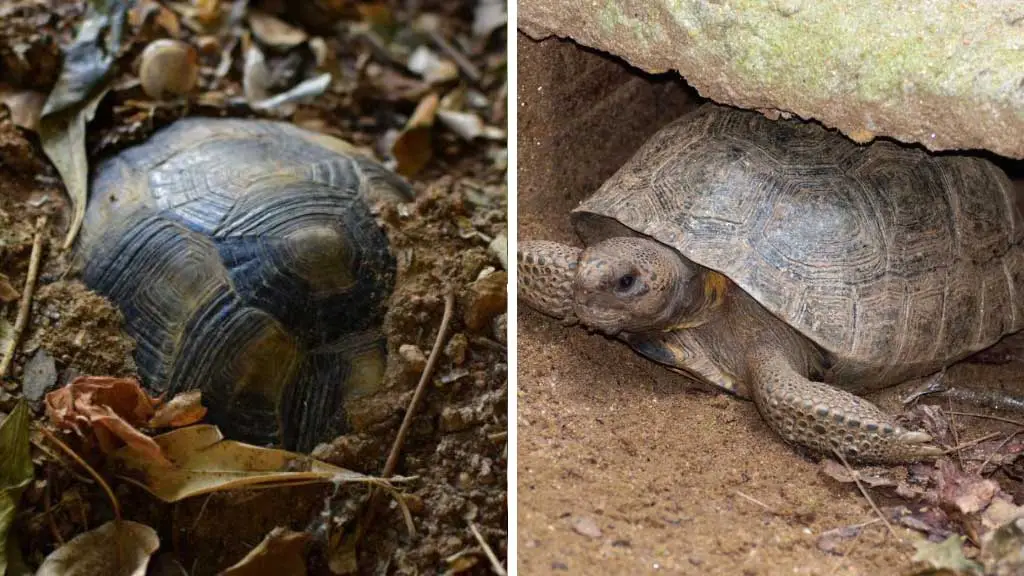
469;521;507;576
382;287;457;478
0;215;47;380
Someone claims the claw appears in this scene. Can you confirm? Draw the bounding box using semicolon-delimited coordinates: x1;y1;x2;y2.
900;431;934;444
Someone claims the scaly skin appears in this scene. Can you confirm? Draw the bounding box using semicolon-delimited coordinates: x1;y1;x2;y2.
517;241;581;324
518;238;944;464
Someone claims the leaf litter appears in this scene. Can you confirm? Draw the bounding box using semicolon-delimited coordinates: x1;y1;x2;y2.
0;0;507;572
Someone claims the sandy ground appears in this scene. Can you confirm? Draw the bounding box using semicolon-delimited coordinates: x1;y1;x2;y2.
515;32;1024;575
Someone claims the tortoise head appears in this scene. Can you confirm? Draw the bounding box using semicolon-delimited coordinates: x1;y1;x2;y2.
573;237;728;335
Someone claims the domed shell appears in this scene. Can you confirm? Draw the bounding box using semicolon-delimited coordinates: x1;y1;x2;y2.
572;105;1024;389
78;118;412;451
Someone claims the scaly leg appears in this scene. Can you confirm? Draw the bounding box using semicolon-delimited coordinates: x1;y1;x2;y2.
517;241;581;324
749;347;943;463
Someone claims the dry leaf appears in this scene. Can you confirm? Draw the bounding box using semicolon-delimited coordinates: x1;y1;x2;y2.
251;73;332;114
40;87;108;251
248;11;308;50
148;390;207;428
113;425;397;502
221;527;310;576
981;518;1024;576
407;46;458;84
472;0;506;38
45;376;170;466
36;520;159;576
0;90;46;131
912;535;983;575
936;459;999;515
0;402;32;576
982;498;1024;531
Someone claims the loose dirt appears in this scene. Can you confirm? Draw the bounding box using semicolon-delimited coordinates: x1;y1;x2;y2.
516;32;1024;575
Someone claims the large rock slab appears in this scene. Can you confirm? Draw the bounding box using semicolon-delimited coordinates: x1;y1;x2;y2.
519;0;1024;159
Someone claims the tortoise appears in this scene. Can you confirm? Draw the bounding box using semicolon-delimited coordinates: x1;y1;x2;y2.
518;104;1024;464
77;118;412;452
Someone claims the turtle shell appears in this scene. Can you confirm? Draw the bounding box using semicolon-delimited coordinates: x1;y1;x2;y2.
78;118;412;451
572;105;1024;390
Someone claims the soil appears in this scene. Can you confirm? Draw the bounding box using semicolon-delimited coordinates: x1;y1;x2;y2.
516;32;1024;575
0;1;507;574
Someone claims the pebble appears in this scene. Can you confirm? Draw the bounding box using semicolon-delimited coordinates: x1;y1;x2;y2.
571;516;603;539
464;270;507;331
139;39;199;99
398;343;427;372
21;349;56;404
445;333;468;365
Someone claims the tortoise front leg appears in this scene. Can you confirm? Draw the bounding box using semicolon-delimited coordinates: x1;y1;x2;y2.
748;347;944;463
517;241;582;324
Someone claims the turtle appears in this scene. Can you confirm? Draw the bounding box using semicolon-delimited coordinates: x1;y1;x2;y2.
518;104;1024;464
76;118;412;452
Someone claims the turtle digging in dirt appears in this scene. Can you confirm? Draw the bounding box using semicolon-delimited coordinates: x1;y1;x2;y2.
76;118;412;452
518;104;1024;464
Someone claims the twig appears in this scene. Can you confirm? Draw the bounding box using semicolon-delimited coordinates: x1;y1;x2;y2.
427;30;481;83
356;288;457;542
735;490;777;515
0;215;47;381
946;411;1024;428
469;521;506;576
942;431;1002;455
382;288;456;478
832;450;897;541
37;425;121;521
977;430;1022;476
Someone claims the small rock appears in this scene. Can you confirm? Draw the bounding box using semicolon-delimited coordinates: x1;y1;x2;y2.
441;406;473;432
465;270;507;332
399;344;427;372
139;39;199;99
445;333;469;365
551;561;569;571
571;516;602;539
22;350;56;404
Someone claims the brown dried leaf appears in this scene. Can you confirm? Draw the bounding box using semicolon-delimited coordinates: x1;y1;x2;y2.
45;376;170;466
248;11;308;50
112;424;395;502
148;390;207;429
936;459;999;515
391;127;432;177
982;498;1024;531
36;520;159;576
221;527;310;576
0;90;46;131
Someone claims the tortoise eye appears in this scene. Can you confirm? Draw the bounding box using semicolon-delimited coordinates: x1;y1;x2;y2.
617;274;636;291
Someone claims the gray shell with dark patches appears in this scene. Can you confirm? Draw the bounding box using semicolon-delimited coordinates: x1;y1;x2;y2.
571;105;1024;390
77;118;413;452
